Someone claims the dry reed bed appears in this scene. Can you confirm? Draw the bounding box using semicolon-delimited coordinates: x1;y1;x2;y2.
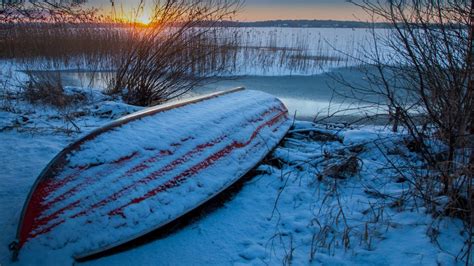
0;24;350;74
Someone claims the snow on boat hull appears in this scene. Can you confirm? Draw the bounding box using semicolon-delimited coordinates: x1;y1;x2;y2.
13;88;291;261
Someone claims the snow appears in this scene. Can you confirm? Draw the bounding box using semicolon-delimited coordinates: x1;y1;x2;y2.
342;128;383;145
0;99;468;265
78;120;466;265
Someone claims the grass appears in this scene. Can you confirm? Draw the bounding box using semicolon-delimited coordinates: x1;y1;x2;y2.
1;23;352;74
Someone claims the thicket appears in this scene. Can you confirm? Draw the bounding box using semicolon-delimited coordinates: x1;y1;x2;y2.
344;0;474;262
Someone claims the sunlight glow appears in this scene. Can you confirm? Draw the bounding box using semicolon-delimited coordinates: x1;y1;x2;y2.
135;13;153;25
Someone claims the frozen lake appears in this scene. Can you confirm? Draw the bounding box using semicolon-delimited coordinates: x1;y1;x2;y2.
29;66;386;122
22;27;393;122
192;68;385;121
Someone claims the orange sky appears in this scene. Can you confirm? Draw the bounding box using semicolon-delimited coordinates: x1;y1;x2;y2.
91;0;369;22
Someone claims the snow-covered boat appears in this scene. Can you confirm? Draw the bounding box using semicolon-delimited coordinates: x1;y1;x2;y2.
11;88;291;262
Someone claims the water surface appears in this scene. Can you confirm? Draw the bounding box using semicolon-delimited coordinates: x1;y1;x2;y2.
26;66;388;122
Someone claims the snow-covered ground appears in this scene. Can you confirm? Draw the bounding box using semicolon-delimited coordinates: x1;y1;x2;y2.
0;66;469;265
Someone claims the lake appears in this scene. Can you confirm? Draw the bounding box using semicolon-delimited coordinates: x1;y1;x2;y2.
28;65;389;123
22;27;394;123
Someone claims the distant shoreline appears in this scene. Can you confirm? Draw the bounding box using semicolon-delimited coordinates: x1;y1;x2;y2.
0;19;391;29
219;20;391;29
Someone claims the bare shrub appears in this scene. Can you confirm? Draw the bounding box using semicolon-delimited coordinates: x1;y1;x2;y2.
342;0;474;263
107;0;242;106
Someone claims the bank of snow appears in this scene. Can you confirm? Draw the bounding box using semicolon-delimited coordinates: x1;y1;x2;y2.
0;79;468;265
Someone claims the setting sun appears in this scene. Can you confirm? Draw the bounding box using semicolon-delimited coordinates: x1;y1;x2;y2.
136;13;152;25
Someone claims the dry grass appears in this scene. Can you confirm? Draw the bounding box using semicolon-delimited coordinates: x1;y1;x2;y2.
0;23;134;70
23;71;87;108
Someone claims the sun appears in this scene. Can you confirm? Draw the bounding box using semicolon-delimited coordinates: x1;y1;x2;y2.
136;13;153;26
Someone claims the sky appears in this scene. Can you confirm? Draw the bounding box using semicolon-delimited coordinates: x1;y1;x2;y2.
238;0;363;21
89;0;365;22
